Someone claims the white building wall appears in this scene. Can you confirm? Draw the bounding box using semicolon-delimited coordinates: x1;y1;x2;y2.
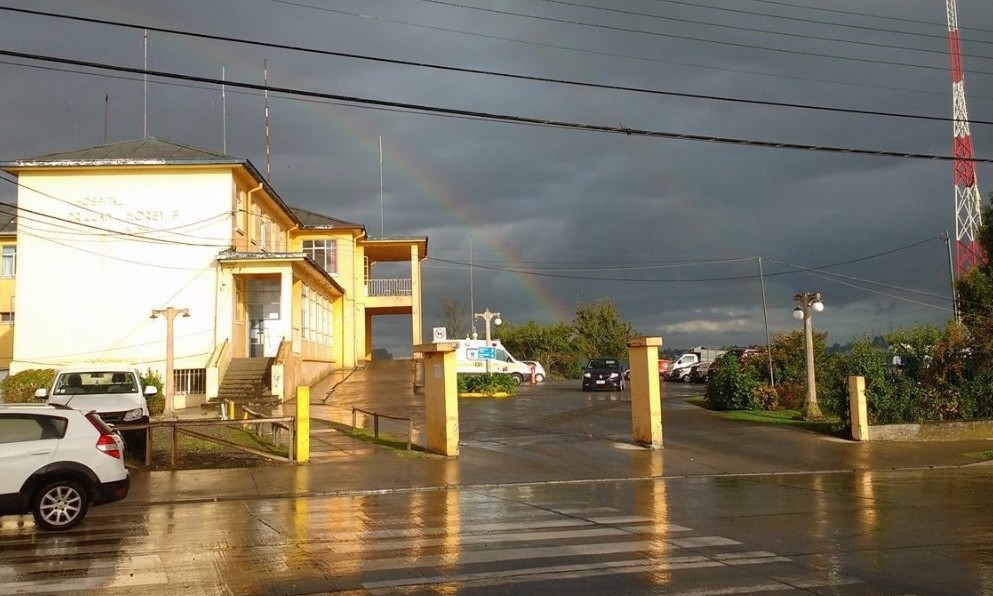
11;168;232;374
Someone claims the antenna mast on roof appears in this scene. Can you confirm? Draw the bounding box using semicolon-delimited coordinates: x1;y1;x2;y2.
222;67;227;154
143;29;148;138
946;0;984;275
263;59;271;182
380;136;384;236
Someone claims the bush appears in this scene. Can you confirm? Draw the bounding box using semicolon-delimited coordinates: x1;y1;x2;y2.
706;353;758;410
457;373;517;396
751;384;780;410
141;368;165;416
1;368;57;403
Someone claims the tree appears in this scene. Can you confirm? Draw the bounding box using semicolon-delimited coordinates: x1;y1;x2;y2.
494;320;579;379
438;298;470;340
572;299;633;360
956;197;993;371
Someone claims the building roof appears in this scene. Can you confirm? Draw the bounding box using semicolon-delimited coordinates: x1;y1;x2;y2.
289;206;364;230
0;137;239;167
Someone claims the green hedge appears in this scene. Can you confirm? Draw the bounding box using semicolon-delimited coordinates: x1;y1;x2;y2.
457;373;518;396
1;369;57;403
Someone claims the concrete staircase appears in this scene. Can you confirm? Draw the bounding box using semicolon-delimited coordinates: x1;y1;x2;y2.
218;357;276;405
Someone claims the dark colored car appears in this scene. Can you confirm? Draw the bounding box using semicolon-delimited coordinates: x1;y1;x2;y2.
688;361;712;384
582;358;626;391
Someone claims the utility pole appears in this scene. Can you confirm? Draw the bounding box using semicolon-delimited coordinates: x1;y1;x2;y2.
473;308;501;374
151;307;190;417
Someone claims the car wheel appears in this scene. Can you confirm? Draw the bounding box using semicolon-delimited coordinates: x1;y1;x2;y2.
32;479;90;531
510;373;524;386
534;374;545;383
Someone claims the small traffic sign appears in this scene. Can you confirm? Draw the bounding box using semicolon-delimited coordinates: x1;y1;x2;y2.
432;327;447;341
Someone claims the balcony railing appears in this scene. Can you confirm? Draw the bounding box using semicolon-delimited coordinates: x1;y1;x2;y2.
368;278;412;297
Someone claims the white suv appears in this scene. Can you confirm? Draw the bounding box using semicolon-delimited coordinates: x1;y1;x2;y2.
0;404;130;531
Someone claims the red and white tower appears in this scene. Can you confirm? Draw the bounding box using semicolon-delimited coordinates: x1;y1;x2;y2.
946;0;984;274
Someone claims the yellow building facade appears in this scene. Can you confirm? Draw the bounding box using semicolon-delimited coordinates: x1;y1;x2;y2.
0;138;426;403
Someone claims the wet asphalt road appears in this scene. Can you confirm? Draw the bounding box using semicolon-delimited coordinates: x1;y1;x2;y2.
4;375;993;594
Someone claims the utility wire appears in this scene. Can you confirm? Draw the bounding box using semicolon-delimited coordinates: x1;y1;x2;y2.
0;6;989;127
514;0;993;59
425;236;940;282
254;0;992;100
413;0;993;74
745;0;993;35
644;0;993;42
2;48;990;164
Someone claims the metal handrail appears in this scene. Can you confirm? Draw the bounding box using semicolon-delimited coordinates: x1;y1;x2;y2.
351;407;413;450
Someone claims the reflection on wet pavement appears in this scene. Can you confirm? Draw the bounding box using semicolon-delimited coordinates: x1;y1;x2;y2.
4;468;993;594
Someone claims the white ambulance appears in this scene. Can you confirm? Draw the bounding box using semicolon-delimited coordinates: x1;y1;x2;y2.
451;339;545;384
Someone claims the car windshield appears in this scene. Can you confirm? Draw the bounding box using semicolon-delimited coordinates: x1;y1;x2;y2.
588;359;621;369
54;372;136;395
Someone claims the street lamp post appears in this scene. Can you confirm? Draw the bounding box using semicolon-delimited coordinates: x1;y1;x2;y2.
473;308;501;374
793;292;824;420
151;307;190;417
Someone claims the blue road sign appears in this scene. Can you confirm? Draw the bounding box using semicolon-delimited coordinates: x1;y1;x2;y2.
478;347;496;359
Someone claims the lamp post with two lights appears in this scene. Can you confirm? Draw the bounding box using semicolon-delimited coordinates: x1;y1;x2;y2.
793;292;824;420
473;308;501;374
150;307;190;417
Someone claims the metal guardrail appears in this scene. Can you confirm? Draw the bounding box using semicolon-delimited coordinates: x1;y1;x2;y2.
351;407;413;450
116;416;296;468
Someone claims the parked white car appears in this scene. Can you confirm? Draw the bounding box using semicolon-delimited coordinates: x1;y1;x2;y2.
36;365;156;455
0;403;130;530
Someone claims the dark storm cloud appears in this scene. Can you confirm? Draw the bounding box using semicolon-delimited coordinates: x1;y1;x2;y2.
0;0;990;353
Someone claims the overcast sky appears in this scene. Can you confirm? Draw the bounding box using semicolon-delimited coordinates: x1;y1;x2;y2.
1;0;992;355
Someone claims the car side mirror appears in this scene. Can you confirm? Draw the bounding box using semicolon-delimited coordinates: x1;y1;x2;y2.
34;388;48;400
144;385;158;397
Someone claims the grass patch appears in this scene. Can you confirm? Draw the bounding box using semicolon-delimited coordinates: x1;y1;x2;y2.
684;396;844;437
141;425;289;469
965;450;993;461
339;424;437;458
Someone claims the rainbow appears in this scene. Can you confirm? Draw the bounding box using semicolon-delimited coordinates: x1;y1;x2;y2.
138;35;574;321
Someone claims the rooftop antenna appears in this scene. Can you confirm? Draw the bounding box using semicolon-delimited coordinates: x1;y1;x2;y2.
379;136;384;236
263;59;271;182
222;67;227;154
143;29;148;138
469;232;477;338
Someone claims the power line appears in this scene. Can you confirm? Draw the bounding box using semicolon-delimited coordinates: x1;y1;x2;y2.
412;0;993;74
2;48;990;163
519;0;993;59
255;0;992;100
425;236;942;283
2;6;986;127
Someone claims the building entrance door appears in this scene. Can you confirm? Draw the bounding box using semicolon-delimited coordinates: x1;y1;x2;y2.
246;279;283;357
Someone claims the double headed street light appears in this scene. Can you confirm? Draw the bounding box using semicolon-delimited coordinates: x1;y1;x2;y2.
473;308;501;374
793;292;824;420
151;307;190;417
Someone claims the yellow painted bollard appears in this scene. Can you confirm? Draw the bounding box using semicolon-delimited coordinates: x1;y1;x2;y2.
296;386;310;463
628;336;664;449
848;376;868;441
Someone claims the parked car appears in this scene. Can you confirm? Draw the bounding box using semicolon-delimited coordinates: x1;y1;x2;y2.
36;365;156;455
582;358;626;391
688;361;712;384
0;403;130;531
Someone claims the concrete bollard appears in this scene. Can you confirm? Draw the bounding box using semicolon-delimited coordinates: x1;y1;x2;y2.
295;386;310;462
628;336;664;449
848;376;868;441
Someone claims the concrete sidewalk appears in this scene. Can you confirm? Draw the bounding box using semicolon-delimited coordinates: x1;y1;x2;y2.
126;360;993;506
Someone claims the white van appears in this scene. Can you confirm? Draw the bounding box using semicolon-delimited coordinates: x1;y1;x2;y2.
452;339;545;384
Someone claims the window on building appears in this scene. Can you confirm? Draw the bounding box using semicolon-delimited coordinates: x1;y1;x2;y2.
174;369;206;396
0;312;14;324
1;245;15;277
300;284;333;345
303;239;338;275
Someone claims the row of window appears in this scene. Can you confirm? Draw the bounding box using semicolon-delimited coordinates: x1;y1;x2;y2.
301;284;333;345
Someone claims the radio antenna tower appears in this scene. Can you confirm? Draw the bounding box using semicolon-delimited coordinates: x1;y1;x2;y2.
946;0;984;275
